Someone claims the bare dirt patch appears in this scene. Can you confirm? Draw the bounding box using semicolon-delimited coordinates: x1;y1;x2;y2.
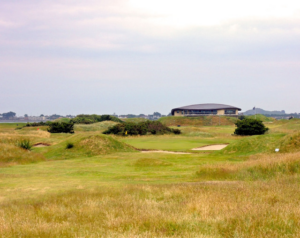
141;150;191;155
192;144;228;151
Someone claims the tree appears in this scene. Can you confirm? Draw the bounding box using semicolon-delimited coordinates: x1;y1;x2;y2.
234;119;269;136
24;114;28;117
153;112;161;117
40;114;44;117
2;111;16;119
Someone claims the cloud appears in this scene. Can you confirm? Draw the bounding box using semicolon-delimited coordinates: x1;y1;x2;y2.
0;0;300;114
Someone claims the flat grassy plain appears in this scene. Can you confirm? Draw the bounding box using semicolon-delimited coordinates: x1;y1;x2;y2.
1;118;300;237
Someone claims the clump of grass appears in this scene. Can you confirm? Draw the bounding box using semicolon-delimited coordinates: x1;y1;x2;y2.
16;139;32;150
66;142;74;149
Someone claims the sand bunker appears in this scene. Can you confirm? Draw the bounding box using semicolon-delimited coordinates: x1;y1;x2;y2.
33;143;51;147
141;150;191;155
192;144;228;151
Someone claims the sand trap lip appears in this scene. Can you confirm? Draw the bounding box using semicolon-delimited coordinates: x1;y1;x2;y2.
33;143;51;147
141;150;191;154
192;144;228;151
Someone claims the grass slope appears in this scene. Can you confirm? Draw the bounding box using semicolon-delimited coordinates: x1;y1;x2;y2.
159;116;237;126
45;134;136;159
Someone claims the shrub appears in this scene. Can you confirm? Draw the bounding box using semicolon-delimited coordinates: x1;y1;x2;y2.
66;142;74;149
234;118;269;136
71;114;123;124
47;122;75;134
17;139;32;150
103;120;181;136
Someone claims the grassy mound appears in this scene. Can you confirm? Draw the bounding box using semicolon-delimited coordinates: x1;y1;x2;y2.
45;134;136;159
53;118;71;123
220;133;285;156
278;132;300;153
158;116;236;126
246;114;276;122
0;142;45;166
75;121;118;132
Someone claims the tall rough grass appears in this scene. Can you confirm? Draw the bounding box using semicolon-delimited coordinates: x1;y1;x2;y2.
1;181;300;237
16;139;32;150
197;152;300;180
0;143;45;166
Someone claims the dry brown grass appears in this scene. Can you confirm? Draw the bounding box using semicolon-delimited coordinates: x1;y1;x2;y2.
0;142;45;167
0;180;299;237
197;152;300;180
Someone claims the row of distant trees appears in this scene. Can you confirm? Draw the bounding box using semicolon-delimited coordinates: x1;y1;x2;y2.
0;111;65;120
0;111;16;119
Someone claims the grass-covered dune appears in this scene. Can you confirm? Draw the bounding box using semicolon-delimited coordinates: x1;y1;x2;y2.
44;134;136;160
159;115;237;126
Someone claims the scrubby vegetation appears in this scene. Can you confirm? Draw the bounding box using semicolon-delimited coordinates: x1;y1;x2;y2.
66;142;74;149
71;114;123;124
16;139;32;150
234;118;269;135
47;122;75;134
25;121;51;127
103;120;181;136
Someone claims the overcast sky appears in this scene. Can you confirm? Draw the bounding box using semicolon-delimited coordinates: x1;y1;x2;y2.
1;0;300;116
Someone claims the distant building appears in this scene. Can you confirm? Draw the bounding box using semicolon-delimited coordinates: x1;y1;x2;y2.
171;103;241;116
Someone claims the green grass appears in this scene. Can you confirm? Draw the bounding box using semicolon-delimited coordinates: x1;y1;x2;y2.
121;135;235;152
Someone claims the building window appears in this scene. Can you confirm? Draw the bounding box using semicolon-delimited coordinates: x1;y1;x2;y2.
225;110;236;114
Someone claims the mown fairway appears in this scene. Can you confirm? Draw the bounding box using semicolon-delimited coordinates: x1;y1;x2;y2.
1;117;300;237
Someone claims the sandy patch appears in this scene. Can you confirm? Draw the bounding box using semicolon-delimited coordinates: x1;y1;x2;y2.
33;143;51;147
192;144;228;151
141;150;191;155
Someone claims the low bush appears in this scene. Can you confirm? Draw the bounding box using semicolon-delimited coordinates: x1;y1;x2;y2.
71;114;123;124
234;118;269;136
25;121;52;127
47;122;74;134
66;142;74;149
103;120;181;136
16;139;32;150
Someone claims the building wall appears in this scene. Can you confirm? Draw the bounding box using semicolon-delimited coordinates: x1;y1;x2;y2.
174;110;184;116
173;109;239;116
217;109;225;115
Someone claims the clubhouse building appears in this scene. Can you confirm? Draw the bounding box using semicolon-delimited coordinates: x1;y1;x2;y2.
171;103;241;116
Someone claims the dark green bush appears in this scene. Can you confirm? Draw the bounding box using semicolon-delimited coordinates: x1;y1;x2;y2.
25;121;52;127
103;120;181;136
71;114;123;124
66;142;74;149
17;139;32;150
234;118;269;136
47;122;75;134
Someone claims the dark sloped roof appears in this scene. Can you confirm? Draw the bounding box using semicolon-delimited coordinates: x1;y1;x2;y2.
171;103;241;115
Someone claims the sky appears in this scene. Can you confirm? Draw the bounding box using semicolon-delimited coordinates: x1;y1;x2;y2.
1;0;300;116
